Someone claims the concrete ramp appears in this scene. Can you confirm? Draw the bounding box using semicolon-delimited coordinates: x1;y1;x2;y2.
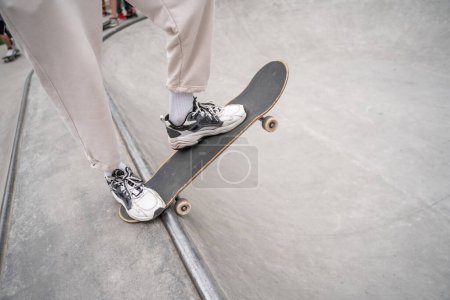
103;1;450;299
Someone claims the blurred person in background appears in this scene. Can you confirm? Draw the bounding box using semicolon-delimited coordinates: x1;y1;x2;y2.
103;0;120;29
102;0;110;17
117;0;137;20
0;13;19;60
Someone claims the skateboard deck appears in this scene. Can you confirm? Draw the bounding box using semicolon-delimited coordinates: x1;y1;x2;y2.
119;60;289;223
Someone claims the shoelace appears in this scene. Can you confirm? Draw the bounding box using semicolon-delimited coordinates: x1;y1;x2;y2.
110;167;143;209
192;98;222;119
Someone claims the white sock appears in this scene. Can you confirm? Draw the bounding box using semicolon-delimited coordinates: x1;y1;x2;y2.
104;162;127;178
169;91;193;126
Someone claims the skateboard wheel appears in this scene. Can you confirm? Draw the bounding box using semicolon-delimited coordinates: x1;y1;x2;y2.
261;116;278;132
175;198;192;216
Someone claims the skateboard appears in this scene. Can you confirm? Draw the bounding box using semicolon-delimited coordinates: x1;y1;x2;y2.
2;49;20;63
119;60;289;222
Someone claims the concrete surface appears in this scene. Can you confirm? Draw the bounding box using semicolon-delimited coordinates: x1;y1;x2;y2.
0;76;199;299
102;0;450;299
0;47;31;202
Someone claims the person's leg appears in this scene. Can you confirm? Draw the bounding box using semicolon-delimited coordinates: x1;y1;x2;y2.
117;0;126;20
102;0;109;16
109;0;118;18
129;0;214;93
124;0;130;11
128;0;215;126
0;33;12;49
103;0;120;29
0;0;121;172
0;0;165;221
129;0;245;149
116;0;122;15
0;18;12;50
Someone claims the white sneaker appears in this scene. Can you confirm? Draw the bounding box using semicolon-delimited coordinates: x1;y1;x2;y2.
103;17;120;30
163;98;247;149
106;166;166;221
5;49;13;57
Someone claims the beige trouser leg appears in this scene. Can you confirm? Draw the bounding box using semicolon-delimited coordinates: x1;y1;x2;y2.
0;0;214;172
0;1;121;172
129;0;214;93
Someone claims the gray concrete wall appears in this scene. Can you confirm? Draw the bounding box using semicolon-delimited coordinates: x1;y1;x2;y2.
103;1;450;299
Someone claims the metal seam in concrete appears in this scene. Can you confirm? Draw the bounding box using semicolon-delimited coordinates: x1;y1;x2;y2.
103;19;226;300
0;70;34;272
